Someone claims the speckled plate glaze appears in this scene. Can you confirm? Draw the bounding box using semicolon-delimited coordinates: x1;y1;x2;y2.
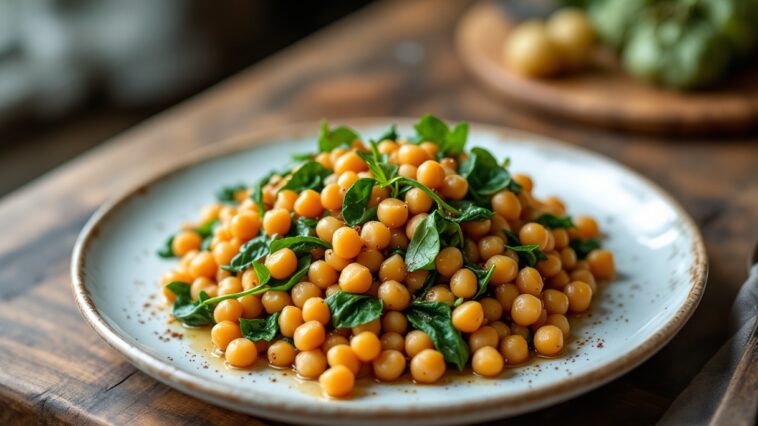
71;119;707;426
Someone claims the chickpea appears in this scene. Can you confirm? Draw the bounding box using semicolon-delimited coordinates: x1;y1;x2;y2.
377;198;409;229
491;190;522;220
337;171;359;190
553;228;570;250
405;213;429;240
516;267;544;296
500;335;529;365
211;321;242;351
265;248;297;280
461;220;491;241
308;260;338;290
225;338;258;368
230;212;260;241
398;144;430;166
542;289;569;315
425;285;455;306
405;330;435;357
452;301;484;333
486;255;518;285
519;223;550;251
410;349;446;384
316;216;344;244
262;290;292;314
548;270;570;290
489;320;511;340
262;208;291;237
322;333;350;353
334;151;367;175
388;228;410;251
199;203;222;224
368;186;391;208
377;140;398;154
546;313;571;337
360;221;391;250
534;325;564;356
332;227;363;259
478;235;505;260
212;241;237;266
560;247;577;271
513;174;533;192
564;281;593;312
464;239;480;264
238;295;263;319
472;346;505;377
302;297;331;325
440;175;468;200
469;326;500;353
189;252;217;279
435;247;463;277
375;280;410;311
587;249;615;280
373;350;406;381
405;187;433;215
172;231;202;257
537;253;563;278
450;268;478;299
276;306;304;338
531;309;548;330
352;317;381;335
241;268;260;290
574;215;599;239
326;344;361;374
294;320;326;351
267;340;297;367
320;365;355;398
295;349;328;379
379;254;408;283
274;190;298;211
218;277;243;296
325;249;351;272
190;277;216;300
339;263;372;293
480;297;504;324
351;331;382;362
320;183;345;211
315;152;332;169
570;269;597;292
511;294;543;326
404;270;429;294
417;160;445;189
291;281;322;308
214;299;243;323
495;283;520;311
380;332;406;352
398;164;418;180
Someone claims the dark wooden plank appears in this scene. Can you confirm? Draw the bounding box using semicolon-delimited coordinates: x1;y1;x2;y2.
0;0;756;424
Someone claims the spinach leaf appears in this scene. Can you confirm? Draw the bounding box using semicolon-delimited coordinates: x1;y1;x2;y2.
261;256;311;293
223;234;269;272
405;213;442;272
342;178;378;226
166;282;214;326
240;312;280;342
325;291;384;329
268;236;330;256
413;115;469;157
357;150;398;184
468;263;496;300
252;170;279;217
250;260;272;287
291;152;314;162
216;184;247;204
507;244;547;267
416;270;438;299
406;301;469;371
279;161;332;193
318;120;359;152
501;229;520;245
460;147;520;198
157;234;175;258
570;238;601;260
376;124;398;142
536;213;574;229
293;216;318;237
448;201;495;223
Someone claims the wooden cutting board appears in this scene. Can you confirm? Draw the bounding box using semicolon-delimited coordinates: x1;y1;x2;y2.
455;0;758;134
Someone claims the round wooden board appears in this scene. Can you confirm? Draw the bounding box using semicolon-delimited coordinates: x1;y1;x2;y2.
455;0;758;134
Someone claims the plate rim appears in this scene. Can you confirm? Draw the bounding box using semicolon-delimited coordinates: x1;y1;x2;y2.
70;117;708;423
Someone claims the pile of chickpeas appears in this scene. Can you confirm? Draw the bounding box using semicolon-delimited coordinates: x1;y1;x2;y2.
160;137;615;398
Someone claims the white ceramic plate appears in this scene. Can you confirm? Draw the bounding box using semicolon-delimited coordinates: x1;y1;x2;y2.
71;119;707;425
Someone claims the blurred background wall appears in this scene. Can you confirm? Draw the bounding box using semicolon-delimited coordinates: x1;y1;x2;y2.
0;0;373;197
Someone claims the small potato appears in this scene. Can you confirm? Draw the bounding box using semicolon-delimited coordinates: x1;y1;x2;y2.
503;21;561;77
546;8;595;71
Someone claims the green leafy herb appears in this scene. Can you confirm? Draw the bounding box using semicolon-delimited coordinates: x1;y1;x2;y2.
291;152;314;162
293;216;318;237
448;201;495;223
251;260;272;286
240;312;280;342
325;291;384;329
507;244;547;267
341;178;378;226
416;270;438;298
406;301;469;371
216;184;247;204
268;236;330;256
536;213;574;229
166;282;214;326
279;161;332;194
376;124;398;142
468;263;496;300
251;170;279;217
318;120;359;152
453;297;464;307
413;115;469;157
357;150;398;184
223;234;269;272
502;229;520;245
405;212;464;272
157;234;175;258
570;238;601;259
460;147;521;199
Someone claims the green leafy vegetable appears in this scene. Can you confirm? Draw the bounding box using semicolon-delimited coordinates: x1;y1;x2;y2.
357;150;398;184
501;229;520;245
216;184;247;204
291;152;314;162
507;244;547;267
536;213;574;229
341;178;378;226
318;120;359;152
467;263;496;300
413;114;469;157
570;238;602;259
166;282;214;326
460;147;521;199
240;312;280;342
415;270;438;298
268;236;330;256
448;201;495;223
376;124;398;142
223;234;270;273
251;260;272;286
158;219;219;258
405;212;464;272
157;235;175;258
406;301;469;371
279;161;332;194
325;291;384;329
251;170;279;217
293;216;318;237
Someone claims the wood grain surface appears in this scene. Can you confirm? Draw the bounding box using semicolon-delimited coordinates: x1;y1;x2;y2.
1;0;756;424
456;0;758;134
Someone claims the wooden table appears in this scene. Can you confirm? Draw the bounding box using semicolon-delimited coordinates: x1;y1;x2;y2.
2;0;756;424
